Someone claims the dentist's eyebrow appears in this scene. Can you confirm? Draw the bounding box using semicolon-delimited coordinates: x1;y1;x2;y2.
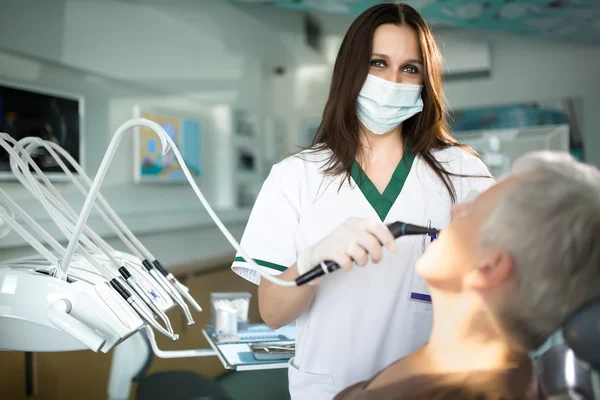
371;53;390;59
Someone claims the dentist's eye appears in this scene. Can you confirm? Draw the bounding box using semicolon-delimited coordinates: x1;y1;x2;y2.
370;59;387;68
402;65;419;74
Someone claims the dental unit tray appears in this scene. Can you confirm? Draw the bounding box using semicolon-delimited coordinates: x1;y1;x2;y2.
249;341;295;361
205;323;292;344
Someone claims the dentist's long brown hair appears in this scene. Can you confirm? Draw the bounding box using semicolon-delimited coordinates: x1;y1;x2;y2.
311;3;479;202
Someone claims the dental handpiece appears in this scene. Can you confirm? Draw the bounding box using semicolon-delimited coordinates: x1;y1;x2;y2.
119;267;174;334
152;260;203;312
295;221;440;286
109;279;179;341
141;260;195;326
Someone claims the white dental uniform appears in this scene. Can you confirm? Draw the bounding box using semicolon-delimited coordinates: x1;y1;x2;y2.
231;146;494;399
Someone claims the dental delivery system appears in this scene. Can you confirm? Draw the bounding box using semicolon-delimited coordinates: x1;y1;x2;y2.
0;118;437;356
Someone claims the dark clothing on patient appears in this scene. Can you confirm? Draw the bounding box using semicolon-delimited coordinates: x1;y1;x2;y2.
335;359;543;400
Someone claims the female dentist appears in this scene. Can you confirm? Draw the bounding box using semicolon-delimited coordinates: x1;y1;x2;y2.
231;3;494;398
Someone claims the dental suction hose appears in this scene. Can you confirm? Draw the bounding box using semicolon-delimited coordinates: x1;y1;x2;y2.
295;222;440;286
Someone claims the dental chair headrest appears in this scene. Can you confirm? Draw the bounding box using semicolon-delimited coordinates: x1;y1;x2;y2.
562;299;600;370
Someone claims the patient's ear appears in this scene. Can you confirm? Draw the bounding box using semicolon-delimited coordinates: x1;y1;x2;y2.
464;251;513;291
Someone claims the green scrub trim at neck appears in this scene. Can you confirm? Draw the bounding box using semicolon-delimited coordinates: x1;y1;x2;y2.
351;147;416;222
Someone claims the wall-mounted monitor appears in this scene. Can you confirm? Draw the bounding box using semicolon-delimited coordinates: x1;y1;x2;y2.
0;80;84;180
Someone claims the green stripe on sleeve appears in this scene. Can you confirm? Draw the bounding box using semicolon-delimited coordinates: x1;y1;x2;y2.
233;256;288;272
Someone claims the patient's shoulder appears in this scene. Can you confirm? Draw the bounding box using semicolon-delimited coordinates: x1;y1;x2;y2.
334;360;542;400
335;374;467;400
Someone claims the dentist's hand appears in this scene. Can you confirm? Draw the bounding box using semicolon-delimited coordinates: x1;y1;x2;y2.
297;217;398;284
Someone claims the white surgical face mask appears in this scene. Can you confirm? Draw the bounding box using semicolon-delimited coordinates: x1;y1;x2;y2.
356;74;424;135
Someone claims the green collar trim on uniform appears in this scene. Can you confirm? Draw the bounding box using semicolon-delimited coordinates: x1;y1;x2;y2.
233;256;287;272
351;148;416;221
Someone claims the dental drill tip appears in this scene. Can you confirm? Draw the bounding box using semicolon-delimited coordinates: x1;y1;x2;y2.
187;321;195;326
172;334;179;341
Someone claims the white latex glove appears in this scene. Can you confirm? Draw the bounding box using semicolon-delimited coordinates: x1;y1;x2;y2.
297;217;398;284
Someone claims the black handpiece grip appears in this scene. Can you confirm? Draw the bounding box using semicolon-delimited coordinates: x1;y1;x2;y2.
110;278;132;300
388;221;440;238
294;221;439;286
295;261;340;286
152;260;169;277
141;259;155;272
118;266;132;280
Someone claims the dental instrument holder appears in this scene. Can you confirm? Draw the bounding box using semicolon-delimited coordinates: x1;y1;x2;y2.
152;259;203;312
109;278;179;341
295;222;440;286
141;259;195;326
118;266;174;334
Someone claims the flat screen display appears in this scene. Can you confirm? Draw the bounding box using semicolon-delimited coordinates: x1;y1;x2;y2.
0;81;83;178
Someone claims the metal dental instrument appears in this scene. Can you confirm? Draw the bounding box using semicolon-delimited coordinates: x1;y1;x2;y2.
151;259;203;312
119;266;173;334
109;279;179;342
141;259;196;326
295;221;440;286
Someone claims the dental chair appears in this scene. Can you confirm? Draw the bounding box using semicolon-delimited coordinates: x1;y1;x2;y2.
535;300;600;399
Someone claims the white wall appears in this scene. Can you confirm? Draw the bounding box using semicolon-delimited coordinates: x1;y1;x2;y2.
440;29;600;166
0;0;291;94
